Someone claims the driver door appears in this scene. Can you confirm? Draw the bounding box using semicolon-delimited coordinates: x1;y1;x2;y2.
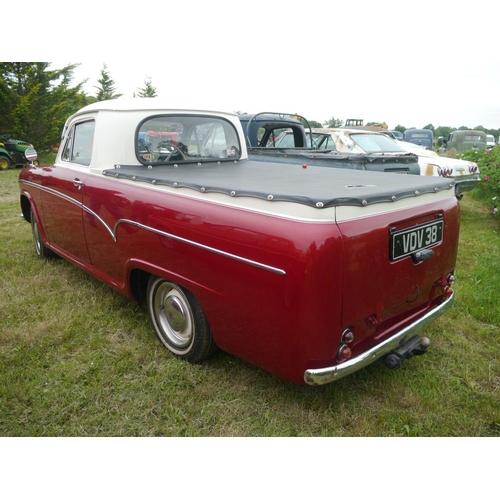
41;120;94;264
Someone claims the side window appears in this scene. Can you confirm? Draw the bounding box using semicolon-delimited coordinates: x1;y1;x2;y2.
323;136;336;150
256;126;267;146
61;121;95;166
313;134;335;150
266;128;293;147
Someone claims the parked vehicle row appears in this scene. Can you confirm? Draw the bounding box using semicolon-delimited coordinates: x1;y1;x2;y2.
254;115;481;198
309;128;480;198
240;113;422;176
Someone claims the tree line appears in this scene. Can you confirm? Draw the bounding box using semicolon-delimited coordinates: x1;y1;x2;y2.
0;63;157;152
1;62;498;152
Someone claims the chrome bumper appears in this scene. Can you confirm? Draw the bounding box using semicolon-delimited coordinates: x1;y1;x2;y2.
303;291;455;386
455;176;480;195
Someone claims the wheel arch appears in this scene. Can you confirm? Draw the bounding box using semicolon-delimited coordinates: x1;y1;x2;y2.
20;193;33;223
129;268;151;304
128;260;216;302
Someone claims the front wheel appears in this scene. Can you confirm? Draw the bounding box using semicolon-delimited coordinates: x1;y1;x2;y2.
147;276;217;363
31;207;56;259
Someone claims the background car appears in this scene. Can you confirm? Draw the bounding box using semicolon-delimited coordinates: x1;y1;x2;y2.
403;129;434;150
439;130;487;153
310;128;480;197
388;130;404;141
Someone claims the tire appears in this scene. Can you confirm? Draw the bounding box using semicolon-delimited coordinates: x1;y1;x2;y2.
147;276;217;363
31;207;56;259
0;155;11;170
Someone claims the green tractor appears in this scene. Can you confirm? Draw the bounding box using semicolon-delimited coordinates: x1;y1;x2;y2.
0;134;39;170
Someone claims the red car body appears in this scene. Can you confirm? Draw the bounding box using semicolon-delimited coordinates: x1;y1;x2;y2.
19;100;459;385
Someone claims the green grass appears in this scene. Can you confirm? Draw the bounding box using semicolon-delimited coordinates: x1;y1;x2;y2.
1;168;499;436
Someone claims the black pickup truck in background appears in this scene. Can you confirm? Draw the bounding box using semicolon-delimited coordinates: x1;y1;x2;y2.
238;112;421;175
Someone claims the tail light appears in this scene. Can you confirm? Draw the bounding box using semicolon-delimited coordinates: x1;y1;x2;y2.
434;274;455;299
341;328;355;343
338;328;355;362
338;345;352;361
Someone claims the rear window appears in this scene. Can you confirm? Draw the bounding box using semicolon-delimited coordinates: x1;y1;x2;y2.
351;133;406;153
408;133;430;139
137;115;241;165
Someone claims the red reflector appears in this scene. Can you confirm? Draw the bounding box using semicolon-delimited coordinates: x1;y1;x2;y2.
338;345;352;361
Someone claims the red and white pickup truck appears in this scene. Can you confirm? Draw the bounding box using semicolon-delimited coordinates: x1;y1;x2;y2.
19;99;459;385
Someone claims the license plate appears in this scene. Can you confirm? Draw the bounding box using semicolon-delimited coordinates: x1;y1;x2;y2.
390;219;443;261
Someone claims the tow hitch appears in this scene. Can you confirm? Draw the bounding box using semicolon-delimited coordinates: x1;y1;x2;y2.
382;335;431;370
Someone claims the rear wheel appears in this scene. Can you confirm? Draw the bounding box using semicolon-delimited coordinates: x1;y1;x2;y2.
0;155;11;170
147;276;217;363
31;207;56;259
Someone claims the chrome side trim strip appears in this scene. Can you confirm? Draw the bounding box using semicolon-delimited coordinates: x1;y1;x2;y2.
20;179;117;241
21;179;82;209
83;205;116;240
303;291;455;385
20;179;286;276
115;219;286;275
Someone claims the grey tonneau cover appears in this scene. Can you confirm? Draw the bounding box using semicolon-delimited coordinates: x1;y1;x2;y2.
103;160;455;209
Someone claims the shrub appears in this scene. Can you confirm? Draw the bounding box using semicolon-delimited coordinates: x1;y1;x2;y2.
460;147;500;213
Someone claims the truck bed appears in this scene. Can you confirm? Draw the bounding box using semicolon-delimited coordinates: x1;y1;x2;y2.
103;160;455;209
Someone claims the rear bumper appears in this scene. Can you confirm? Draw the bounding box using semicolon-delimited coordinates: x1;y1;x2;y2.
303;291;455;386
455;176;480;195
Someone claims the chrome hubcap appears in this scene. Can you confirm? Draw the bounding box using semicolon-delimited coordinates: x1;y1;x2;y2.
154;282;194;350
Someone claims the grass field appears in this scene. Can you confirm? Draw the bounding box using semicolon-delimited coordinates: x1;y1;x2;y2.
1;167;499;437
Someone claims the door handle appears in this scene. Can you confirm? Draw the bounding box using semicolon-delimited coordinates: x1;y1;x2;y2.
73;179;84;190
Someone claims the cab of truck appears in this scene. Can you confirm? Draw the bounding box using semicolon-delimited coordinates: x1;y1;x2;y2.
441;130;487;153
404;129;434;150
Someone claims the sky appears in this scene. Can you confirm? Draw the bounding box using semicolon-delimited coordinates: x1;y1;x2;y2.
12;1;500;130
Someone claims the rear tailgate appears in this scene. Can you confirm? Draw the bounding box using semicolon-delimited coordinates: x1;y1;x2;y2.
336;193;459;355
